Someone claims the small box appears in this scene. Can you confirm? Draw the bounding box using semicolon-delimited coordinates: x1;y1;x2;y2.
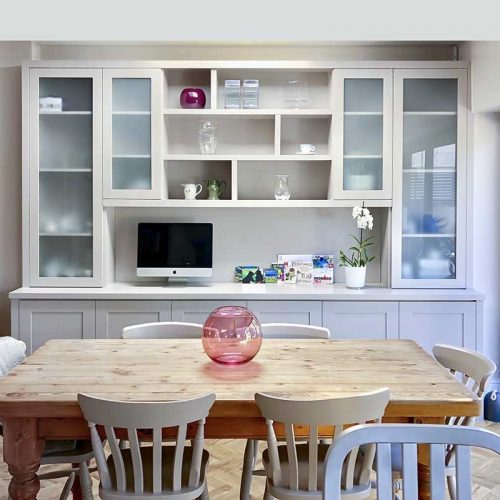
39;96;63;112
263;268;278;283
242;79;259;109
225;80;241;109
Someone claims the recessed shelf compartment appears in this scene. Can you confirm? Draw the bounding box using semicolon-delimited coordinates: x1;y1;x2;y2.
165;115;275;155
39;78;92;112
216;69;331;109
166;160;232;200
237;160;331;201
280;116;332;155
39;236;93;278
164;69;211;109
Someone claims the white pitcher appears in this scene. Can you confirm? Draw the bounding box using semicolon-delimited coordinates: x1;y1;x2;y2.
181;183;202;200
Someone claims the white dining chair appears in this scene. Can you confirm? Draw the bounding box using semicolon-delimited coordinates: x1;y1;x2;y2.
382;344;497;500
78;392;216;499
261;323;330;339
254;388;390;500
240;323;331;499
323;424;500;500
122;321;203;339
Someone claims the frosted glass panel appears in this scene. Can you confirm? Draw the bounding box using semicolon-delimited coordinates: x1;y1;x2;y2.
38;77;93;279
400;78;458;281
343;159;383;190
344;115;383;156
112;158;152;190
344;79;383;112
39;78;92;112
402;237;456;280
112;78;150;112
403;79;457;112
40;115;92;169
112;115;151;156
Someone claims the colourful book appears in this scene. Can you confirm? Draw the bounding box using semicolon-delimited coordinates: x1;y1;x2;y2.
313;255;335;284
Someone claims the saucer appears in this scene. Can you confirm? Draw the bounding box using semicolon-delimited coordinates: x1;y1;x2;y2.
296;151;316;155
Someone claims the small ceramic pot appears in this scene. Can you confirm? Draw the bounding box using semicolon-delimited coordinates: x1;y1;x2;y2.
344;266;367;289
180;88;206;109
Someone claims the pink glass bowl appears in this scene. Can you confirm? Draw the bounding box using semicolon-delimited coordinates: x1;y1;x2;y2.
202;306;263;365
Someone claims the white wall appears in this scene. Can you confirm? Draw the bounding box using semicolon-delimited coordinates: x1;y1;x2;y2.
0;42;33;335
114;207;387;284
460;42;500;388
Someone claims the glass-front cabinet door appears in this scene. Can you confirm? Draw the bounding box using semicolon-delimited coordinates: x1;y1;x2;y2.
333;69;393;199
392;69;467;288
103;69;161;199
29;69;103;286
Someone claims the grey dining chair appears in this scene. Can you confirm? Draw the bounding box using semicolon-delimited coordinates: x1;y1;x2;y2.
255;388;390;500
122;321;204;339
240;323;330;499
78;392;216;499
323;424;500;500
382;344;496;500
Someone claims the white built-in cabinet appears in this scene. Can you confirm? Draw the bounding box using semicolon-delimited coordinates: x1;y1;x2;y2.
332;69;393;200
29;69;103;286
322;302;398;339
95;301;171;338
18;300;96;353
103;69;162;199
399;302;476;352
248;300;322;326
391;69;467;288
171;300;246;323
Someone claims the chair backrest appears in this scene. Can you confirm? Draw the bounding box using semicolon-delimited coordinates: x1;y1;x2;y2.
261;323;330;339
433;344;496;427
122;321;203;339
255;388;390;495
323;424;500;500
78;393;215;495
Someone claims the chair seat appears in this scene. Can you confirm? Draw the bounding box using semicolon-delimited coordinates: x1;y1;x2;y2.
107;445;209;494
263;443;367;493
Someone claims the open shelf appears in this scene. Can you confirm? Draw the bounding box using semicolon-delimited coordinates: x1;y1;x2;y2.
216;69;332;110
164;69;212;109
237;160;331;201
164;154;332;161
165;160;232;200
165;115;275;155
280;116;332;155
164;108;332;116
40;168;92;173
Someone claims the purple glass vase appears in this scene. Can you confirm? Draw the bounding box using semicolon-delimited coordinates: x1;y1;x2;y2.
180;88;206;109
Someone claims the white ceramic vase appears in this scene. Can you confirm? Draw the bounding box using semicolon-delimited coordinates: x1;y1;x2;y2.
344;266;367;289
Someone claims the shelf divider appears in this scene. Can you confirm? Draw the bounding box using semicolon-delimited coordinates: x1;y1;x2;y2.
231;159;238;201
274;115;281;156
210;69;218;110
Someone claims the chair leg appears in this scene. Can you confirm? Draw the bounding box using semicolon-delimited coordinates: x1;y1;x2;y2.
71;463;83;500
240;439;256;500
200;482;209;500
447;475;457;500
264;481;272;500
79;461;93;500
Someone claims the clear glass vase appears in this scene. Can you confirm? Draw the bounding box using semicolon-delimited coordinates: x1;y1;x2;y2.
199;119;218;154
274;174;290;200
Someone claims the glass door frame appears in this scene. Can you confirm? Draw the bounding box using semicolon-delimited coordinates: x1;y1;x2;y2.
332;68;393;200
391;68;467;288
29;68;103;286
103;68;162;199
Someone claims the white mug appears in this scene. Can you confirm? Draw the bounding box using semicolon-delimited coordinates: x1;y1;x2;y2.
181;183;202;200
299;143;316;154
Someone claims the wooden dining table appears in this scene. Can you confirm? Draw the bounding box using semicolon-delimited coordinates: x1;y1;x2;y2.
0;338;480;500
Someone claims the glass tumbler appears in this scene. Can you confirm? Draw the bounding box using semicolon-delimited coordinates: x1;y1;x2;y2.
199;120;218;154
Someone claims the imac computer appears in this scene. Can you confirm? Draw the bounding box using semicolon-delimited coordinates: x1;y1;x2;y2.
137;223;213;280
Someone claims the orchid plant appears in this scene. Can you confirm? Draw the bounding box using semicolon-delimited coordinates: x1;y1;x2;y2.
339;205;375;268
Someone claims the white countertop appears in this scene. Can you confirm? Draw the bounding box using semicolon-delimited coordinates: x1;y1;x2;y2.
9;282;485;301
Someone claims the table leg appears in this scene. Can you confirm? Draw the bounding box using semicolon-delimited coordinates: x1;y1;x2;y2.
3;417;44;500
415;417;445;500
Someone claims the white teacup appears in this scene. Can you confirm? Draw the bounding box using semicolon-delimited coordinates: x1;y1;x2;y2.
181;183;202;200
299;143;316;154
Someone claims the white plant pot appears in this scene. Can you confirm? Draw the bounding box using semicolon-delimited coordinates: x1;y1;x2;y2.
344;266;367;289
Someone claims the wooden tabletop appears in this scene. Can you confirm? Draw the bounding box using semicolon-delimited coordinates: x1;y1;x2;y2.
0;339;480;419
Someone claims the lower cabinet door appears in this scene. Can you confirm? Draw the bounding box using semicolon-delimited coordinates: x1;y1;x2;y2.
96;301;171;339
247;301;322;326
322;302;398;339
172;300;247;323
399;302;476;353
19;300;96;354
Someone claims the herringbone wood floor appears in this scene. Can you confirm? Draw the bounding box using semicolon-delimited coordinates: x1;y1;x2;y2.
1;422;499;499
